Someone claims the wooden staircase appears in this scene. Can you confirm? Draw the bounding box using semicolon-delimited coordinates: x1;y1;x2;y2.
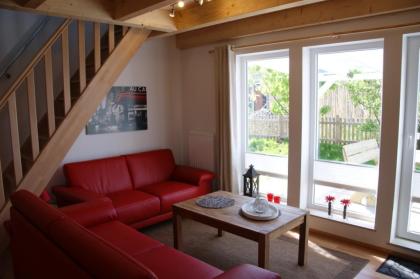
0;19;150;251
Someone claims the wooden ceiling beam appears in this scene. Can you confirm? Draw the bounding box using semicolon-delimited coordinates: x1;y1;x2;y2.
0;0;177;32
114;0;174;21
176;0;420;49
174;0;327;31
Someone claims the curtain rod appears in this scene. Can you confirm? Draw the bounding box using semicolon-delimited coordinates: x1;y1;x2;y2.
230;22;420;52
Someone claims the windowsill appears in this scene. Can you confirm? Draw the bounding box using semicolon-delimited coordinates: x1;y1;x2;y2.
390;237;420;252
309;208;375;230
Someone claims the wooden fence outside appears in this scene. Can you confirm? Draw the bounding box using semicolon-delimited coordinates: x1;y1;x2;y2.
248;115;379;145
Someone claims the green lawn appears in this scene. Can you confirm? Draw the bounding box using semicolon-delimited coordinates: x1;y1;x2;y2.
248;137;348;162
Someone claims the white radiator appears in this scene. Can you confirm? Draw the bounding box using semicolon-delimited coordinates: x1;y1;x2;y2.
188;131;215;171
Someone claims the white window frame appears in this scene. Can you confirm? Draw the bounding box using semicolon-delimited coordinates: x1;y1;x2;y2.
306;39;384;222
237;50;290;197
396;33;420;243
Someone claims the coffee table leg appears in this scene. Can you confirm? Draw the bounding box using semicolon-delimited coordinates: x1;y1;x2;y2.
258;235;270;269
298;213;309;266
217;228;223;237
173;212;183;250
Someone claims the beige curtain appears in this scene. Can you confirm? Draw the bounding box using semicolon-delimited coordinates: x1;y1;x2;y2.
214;45;233;192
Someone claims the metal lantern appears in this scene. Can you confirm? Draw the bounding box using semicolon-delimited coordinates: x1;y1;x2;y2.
243;164;260;197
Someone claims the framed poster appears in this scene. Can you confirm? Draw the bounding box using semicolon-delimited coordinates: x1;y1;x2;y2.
86;86;147;135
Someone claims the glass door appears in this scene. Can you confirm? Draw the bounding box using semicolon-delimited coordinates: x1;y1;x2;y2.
397;33;420;243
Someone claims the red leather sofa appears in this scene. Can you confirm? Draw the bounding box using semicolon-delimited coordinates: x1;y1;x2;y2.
9;190;280;279
53;149;214;229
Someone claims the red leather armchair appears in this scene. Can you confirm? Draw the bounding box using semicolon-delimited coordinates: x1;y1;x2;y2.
9;190;281;279
53;149;214;229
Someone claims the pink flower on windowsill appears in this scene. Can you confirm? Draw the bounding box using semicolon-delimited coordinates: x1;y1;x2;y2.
325;195;335;203
340;199;351;206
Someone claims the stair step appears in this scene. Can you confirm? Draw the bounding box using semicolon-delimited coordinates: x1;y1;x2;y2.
56;94;79;102
71;78;92;85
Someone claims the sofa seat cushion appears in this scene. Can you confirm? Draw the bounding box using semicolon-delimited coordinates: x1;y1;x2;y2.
106;191;160;224
90;221;163;256
134;246;223;279
140;181;202;213
64;156;133;195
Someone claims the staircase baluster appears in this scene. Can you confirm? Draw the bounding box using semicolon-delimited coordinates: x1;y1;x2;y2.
8;93;23;185
109;24;115;54
94;22;101;72
62;27;71;115
27;70;39;159
78;21;86;93
44;48;55;136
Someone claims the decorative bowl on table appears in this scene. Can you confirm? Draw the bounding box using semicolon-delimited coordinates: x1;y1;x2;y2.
241;194;280;221
196;195;235;208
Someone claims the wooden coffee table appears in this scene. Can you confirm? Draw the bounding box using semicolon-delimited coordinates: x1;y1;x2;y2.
172;191;309;269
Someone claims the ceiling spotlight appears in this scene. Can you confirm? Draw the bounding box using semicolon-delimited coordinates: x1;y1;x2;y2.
177;1;185;8
169;5;175;17
197;0;204;5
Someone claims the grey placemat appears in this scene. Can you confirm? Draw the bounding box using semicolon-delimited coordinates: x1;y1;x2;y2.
196;196;235;208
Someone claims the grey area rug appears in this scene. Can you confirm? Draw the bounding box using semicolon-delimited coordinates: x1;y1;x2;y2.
141;220;368;279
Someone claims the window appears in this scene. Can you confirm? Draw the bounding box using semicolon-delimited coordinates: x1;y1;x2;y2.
306;40;384;223
396;33;420;243
238;50;289;201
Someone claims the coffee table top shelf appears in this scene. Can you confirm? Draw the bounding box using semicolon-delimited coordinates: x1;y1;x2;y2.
173;191;308;238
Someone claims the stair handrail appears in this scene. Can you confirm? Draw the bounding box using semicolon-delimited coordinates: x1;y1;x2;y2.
0;18;72;111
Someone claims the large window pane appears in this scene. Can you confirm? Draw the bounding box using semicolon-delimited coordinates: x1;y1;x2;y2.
308;41;384;223
247;57;289;156
240;51;289;201
316;48;383;166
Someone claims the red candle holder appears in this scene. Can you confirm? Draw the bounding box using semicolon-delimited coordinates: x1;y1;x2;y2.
273;195;281;204
267;193;274;202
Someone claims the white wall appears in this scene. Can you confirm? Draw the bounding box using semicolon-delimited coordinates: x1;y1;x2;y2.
0;9;44;64
180;45;216;165
49;36;183;186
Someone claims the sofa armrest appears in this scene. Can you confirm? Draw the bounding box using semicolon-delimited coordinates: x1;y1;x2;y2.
172;165;215;187
214;264;280;279
53;186;103;207
60;197;117;227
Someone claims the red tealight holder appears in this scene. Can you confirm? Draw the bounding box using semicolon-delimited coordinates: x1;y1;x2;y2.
273;195;281;204
267;193;274;202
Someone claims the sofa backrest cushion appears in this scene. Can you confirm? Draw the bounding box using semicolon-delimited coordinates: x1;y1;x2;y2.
125;149;176;189
11;190;157;279
64;156;133;194
11;190;66;235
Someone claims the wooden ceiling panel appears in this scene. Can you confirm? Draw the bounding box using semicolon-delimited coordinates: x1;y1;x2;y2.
174;0;327;31
0;0;177;32
176;0;420;49
113;0;174;21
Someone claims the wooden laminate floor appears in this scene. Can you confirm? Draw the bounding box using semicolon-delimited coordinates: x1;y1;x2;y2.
308;231;392;279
